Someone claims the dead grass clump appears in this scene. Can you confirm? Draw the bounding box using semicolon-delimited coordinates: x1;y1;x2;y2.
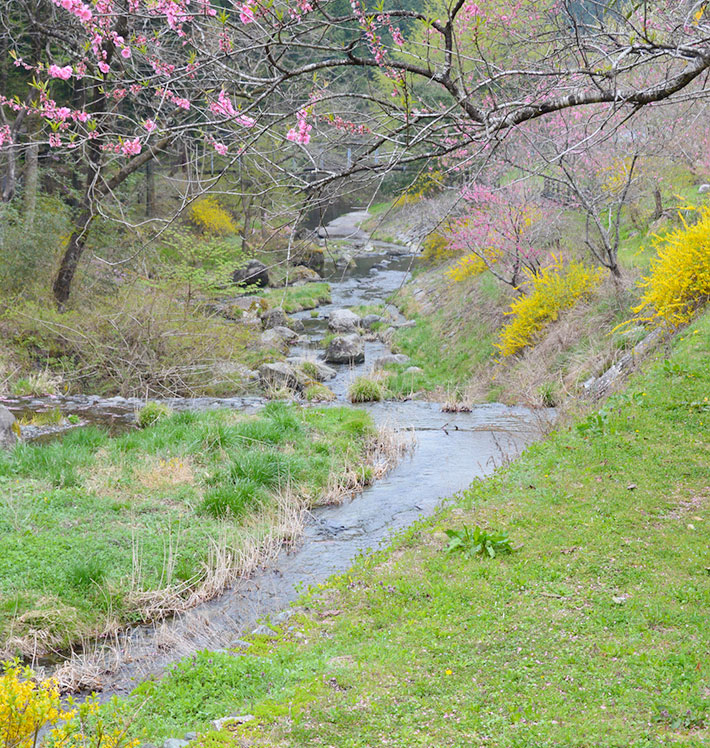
126;487;307;624
322;425;414;505
137;455;196;490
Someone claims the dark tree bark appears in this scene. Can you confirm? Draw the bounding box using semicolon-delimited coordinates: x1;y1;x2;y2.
52;136;172;307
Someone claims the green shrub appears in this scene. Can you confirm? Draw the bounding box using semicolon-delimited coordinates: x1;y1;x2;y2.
137;401;173;428
348;376;385;403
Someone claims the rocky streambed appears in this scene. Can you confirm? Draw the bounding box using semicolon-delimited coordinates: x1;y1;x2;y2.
1;208;554;698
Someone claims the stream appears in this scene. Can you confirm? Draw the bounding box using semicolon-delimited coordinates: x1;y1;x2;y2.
3;208;554;697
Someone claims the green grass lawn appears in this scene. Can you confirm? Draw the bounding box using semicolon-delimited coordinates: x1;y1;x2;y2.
257;283;331;312
126;310;710;747
0;403;375;656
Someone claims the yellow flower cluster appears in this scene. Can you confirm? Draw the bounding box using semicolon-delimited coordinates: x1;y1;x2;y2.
597;156;637;194
394;170;444;208
1;663;61;748
446;248;501;282
0;662;139;748
421;230;456;263
496;257;603;357
190;197;237;235
633;206;710;327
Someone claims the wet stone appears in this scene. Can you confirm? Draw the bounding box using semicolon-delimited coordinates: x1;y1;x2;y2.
324;334;365;364
163;739;190;748
373;353;410;370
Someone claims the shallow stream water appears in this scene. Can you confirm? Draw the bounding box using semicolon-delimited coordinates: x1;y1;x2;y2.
3;208;553;696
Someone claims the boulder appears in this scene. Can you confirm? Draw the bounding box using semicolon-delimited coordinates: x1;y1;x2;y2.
258;362;306;392
328;309;361;333
373;353;410;370
211;715;255;731
260;307;289;329
698;184;710;194
260;329;288;350
361;314;383;330
232;260;270;288
163;740;189;748
287;356;337;381
213;362;259;382
325;334;365;364
287;265;321;284
0;405;18;449
270;325;299;343
294;243;325;274
334;253;355;271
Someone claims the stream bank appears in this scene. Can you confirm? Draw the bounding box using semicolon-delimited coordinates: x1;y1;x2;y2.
1;208;553;699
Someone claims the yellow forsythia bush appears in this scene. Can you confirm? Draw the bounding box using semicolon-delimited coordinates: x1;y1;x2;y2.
422;230;458;263
0;661;138;748
633;206;710;327
190;197;236;235
497;257;604;357
446;248;501;282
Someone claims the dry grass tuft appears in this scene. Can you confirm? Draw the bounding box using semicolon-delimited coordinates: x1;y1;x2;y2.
322;425;414;504
137;456;196;490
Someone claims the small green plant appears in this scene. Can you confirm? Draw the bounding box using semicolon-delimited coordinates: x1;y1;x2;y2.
537;382;559;408
576;409;615;437
348;376;385;403
299;361;320;380
662;359;688;377
136;401;173;429
10;371;61;397
17;408;64;427
444;525;514;559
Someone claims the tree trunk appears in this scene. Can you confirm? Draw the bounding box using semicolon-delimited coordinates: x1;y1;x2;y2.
24;140;39;227
2;145;16;202
52;209;93;307
652;187;663;220
52;135;172;307
145;159;155;217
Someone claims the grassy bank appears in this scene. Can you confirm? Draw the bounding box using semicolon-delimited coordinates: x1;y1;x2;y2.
0;403;378;657
256;283;331;313
126;310;709;747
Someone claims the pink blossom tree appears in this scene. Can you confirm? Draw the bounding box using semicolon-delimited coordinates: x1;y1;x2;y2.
1;0;709;304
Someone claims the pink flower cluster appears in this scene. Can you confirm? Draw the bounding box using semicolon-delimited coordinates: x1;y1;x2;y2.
48;64;73;80
286;108;312;145
51;0;92;22
239;0;256;24
209;90;255;126
0;125;11;149
156;87;192;110
330;116;369;134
